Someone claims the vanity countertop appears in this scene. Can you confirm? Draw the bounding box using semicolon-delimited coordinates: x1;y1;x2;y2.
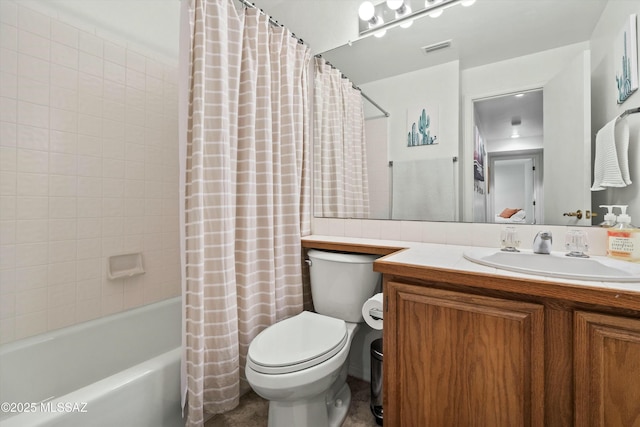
301;235;640;311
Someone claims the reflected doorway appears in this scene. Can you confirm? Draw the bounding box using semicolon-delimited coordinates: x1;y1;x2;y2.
473;89;544;225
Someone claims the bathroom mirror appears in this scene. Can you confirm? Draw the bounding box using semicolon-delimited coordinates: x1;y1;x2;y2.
304;0;632;226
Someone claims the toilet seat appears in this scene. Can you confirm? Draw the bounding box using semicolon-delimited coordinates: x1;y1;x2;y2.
247;311;348;375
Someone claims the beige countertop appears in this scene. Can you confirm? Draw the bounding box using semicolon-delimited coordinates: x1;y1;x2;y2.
302;235;640;310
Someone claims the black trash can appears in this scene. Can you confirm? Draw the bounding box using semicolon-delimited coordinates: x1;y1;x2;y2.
370;338;383;425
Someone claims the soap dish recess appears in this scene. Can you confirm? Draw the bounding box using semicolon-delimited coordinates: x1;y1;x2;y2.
108;252;144;280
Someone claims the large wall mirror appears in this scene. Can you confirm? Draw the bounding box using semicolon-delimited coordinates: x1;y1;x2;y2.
310;0;640;226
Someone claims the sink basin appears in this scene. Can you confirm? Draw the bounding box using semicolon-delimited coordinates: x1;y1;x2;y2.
463;249;640;282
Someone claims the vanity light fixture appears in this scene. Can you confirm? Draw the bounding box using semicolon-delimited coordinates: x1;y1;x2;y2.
426;0;444;18
387;0;414;28
358;0;476;39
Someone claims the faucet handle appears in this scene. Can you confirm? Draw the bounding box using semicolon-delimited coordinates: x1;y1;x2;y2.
536;231;552;241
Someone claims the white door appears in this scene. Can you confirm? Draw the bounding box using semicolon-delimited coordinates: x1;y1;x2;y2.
543;50;592;225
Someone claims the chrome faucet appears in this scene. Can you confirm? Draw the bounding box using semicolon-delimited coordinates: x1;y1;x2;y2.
533;231;552;254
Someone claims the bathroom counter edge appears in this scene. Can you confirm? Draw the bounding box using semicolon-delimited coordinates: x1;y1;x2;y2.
301;235;640;312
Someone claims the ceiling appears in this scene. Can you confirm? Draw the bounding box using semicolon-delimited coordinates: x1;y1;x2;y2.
35;0;611;148
256;0;609;85
475;90;543;146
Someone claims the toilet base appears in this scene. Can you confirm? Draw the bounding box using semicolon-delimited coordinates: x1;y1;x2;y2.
267;382;351;427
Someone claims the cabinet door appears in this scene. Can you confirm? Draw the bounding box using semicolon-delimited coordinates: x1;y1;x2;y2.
384;281;545;427
575;311;640;427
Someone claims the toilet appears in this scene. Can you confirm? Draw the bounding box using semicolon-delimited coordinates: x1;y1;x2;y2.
245;249;380;427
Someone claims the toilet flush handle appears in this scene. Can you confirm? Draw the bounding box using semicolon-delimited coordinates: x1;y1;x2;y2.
305;259;312;267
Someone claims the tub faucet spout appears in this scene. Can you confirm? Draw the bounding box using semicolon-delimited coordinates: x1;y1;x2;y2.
533;231;552;254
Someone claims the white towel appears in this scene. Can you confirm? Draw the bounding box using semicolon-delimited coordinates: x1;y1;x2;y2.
591;117;631;191
392;158;455;221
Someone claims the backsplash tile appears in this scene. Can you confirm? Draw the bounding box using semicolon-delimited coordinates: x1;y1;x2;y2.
0;2;180;344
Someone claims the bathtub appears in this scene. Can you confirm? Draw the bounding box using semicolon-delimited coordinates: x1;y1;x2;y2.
0;297;184;427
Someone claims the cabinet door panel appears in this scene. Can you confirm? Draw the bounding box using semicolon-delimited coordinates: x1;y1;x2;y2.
575;311;640;427
385;281;545;427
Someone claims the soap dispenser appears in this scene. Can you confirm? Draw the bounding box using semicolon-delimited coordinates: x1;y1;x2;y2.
606;205;640;262
599;205;617;227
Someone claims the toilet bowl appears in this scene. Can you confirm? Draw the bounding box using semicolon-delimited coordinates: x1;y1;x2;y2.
245;250;380;427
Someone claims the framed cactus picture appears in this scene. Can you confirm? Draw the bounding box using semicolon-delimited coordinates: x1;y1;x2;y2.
407;105;438;146
615;14;638;104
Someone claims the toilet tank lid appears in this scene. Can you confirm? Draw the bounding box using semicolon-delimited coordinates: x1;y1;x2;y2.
307;249;379;264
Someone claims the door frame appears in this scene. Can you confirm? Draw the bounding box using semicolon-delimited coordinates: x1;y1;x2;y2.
488;150;544;224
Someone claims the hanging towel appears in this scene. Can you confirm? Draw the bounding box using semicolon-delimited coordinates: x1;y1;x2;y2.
392;158;455;221
591;117;631;191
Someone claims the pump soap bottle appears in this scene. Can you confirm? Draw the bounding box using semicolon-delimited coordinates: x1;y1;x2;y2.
606;205;640;262
599;205;617;227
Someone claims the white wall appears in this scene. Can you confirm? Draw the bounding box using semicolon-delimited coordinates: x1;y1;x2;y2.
362;60;460;163
0;1;180;344
590;1;640;219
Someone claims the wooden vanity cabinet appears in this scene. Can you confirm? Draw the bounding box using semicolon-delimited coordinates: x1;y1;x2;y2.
574;311;640;427
383;278;640;427
385;280;545;427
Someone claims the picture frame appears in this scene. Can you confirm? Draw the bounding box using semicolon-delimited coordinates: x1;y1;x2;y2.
615;14;638;104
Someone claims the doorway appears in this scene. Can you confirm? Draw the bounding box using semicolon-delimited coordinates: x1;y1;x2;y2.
473;89;544;224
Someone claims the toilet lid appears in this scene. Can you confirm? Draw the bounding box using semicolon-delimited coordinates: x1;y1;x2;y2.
247;311;348;375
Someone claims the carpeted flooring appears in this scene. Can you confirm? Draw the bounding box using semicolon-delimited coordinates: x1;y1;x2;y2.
205;376;380;427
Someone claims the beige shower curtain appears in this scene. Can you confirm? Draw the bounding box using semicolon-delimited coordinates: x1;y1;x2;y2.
179;1;311;425
313;57;370;218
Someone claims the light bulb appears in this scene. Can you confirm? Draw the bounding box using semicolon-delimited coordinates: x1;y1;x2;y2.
386;0;404;10
425;0;444;18
368;16;384;28
358;1;376;21
461;0;476;6
400;19;414;28
398;5;413;28
374;29;387;38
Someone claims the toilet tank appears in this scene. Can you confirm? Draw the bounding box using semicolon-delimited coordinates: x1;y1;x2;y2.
307;249;381;323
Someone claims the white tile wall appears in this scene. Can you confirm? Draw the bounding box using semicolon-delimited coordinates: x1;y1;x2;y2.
0;1;180;344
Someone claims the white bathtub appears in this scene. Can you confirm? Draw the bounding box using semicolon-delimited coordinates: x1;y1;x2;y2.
0;297;184;427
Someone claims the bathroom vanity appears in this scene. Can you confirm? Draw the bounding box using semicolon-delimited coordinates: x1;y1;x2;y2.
301;237;640;427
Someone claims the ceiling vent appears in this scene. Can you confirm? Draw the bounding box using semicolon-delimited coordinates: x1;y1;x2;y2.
421;40;452;54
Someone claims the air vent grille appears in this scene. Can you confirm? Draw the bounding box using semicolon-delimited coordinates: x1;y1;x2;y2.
421;40;452;54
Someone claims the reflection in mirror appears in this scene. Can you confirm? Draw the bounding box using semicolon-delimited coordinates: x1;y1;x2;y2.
313;0;639;226
473;90;543;225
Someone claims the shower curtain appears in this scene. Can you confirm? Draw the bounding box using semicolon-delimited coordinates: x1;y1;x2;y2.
313;57;370;218
178;0;311;425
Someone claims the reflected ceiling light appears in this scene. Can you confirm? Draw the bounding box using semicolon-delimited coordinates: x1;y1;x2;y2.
426;0;444;18
515;93;525;98
461;0;476;6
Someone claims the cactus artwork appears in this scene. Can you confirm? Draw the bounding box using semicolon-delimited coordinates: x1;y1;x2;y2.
615;15;638;104
407;107;438;147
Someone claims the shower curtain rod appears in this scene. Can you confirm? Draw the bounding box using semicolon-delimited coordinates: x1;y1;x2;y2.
236;0;306;45
315;55;390;118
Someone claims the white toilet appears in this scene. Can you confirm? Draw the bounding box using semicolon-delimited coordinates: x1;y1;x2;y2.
245;249;380;427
